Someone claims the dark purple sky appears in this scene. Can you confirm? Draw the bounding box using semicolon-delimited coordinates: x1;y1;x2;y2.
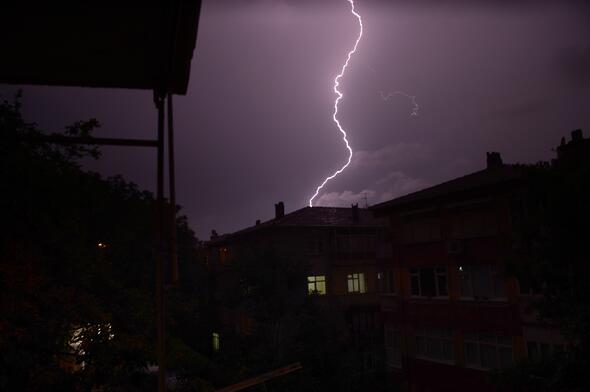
2;0;589;239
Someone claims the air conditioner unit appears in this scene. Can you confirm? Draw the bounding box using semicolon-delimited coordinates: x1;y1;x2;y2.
446;240;463;255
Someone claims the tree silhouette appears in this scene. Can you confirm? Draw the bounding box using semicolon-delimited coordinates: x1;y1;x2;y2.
0;93;213;391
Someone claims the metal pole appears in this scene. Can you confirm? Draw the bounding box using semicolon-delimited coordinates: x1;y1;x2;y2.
155;92;166;392
167;94;178;284
16;134;159;147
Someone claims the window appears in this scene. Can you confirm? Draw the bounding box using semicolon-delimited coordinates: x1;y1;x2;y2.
415;328;454;363
410;267;448;297
385;327;402;368
464;333;513;369
450;209;497;239
527;340;563;359
212;332;220;352
378;269;395;294
336;234;376;254
510;196;525;227
307;235;324;254
376;228;393;258
459;265;505;300
352;312;375;333
307;275;326;295
402;217;441;243
362;350;379;371
347;273;366;293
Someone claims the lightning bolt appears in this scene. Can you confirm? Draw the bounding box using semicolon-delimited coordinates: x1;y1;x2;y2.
309;0;363;207
380;90;420;116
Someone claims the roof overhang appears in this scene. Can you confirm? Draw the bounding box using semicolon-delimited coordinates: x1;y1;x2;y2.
0;2;202;95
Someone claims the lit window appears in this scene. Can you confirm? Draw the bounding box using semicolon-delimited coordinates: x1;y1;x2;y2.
464;333;513;369
415;328;454;363
410;268;448;297
68;323;114;369
459;265;505;300
212;332;220;352
307;275;327;295
347;273;366;293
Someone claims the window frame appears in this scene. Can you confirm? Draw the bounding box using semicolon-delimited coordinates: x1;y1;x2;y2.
307;234;325;255
464;333;513;370
458;265;506;301
307;275;327;295
378;269;396;295
336;233;377;254
410;267;449;298
385;327;402;369
414;328;455;364
346;272;367;294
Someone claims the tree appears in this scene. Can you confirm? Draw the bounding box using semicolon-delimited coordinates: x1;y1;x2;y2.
0;93;214;391
498;149;590;391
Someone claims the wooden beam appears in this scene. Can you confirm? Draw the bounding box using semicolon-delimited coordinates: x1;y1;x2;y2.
215;363;302;392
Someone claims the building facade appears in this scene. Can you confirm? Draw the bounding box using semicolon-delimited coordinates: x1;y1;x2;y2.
205;203;390;384
370;137;587;391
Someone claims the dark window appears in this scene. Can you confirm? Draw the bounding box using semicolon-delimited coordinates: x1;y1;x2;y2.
378;270;395;294
415;328;454;362
459;265;505;299
411;267;448;297
465;333;513;369
387;269;395;294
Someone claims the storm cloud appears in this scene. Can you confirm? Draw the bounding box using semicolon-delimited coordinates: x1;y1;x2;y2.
2;0;589;238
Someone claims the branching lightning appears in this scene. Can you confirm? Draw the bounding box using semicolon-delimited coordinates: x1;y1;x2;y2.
380;90;420;116
309;0;363;207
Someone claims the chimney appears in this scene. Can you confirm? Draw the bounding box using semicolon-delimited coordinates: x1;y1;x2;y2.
486;152;503;169
351;203;359;222
255;219;261;226
211;229;218;240
571;129;583;142
275;201;285;219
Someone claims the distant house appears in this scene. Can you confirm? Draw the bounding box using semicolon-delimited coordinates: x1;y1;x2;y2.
370;130;589;392
204;203;390;377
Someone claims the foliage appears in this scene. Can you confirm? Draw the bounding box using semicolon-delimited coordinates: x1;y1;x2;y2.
497;152;590;391
0;94;213;391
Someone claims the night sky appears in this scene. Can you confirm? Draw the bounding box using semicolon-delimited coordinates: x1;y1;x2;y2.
2;0;589;239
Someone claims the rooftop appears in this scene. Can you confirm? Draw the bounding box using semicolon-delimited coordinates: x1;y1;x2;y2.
224;206;386;239
371;164;526;211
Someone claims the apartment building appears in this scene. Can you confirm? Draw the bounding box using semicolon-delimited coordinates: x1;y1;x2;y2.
205;203;390;379
370;129;590;392
371;152;534;392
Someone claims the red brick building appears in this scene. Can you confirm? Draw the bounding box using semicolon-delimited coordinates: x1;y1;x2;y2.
371;150;566;391
206;130;588;390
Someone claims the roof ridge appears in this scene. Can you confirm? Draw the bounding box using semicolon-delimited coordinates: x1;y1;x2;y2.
372;164;523;210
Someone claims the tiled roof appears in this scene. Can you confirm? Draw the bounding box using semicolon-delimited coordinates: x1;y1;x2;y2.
372;165;526;211
231;206;386;237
